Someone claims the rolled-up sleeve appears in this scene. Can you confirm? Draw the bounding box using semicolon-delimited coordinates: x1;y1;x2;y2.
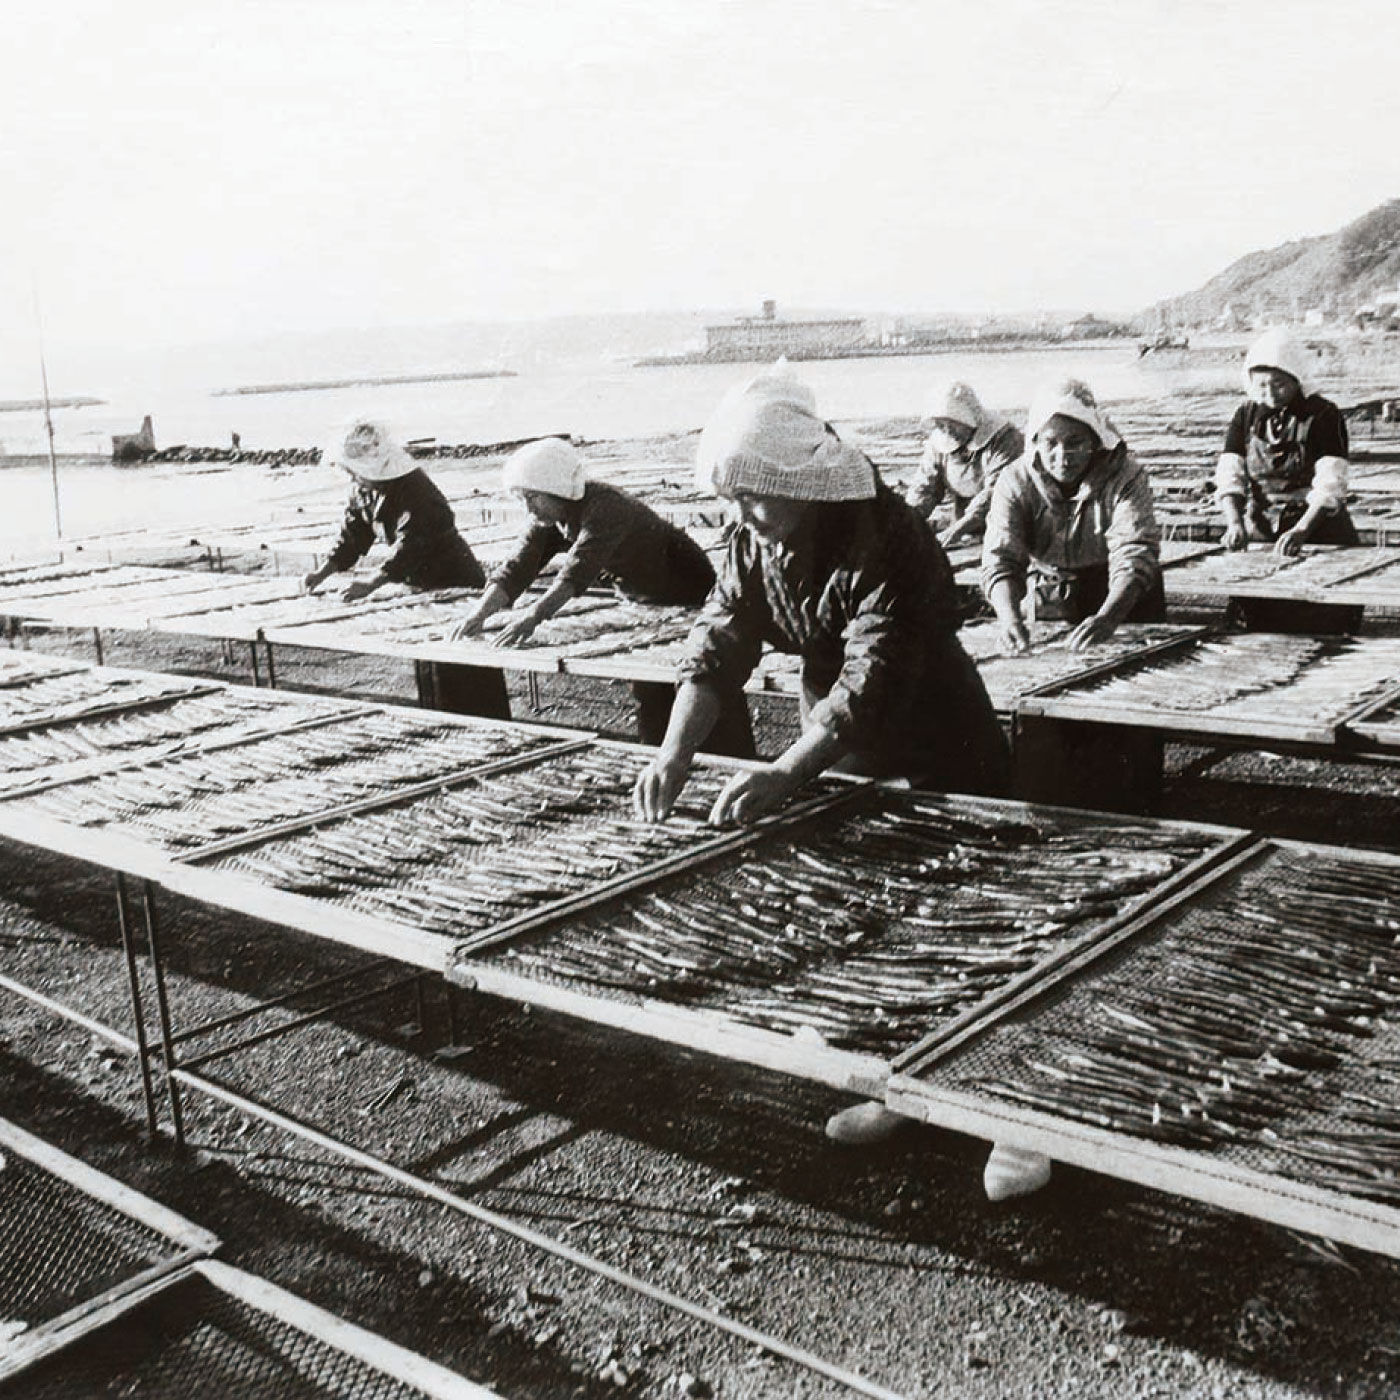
676;547;765;691
1308;455;1350;512
1214;451;1249;503
488;524;563;602
1105;457;1162;594
1305;404;1349;512
979;471;1031;598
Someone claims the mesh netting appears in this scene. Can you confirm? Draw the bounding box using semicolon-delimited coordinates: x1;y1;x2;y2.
0;1146;185;1333
15;1276;442;1400
1165;546;1396;592
957;621;1199;711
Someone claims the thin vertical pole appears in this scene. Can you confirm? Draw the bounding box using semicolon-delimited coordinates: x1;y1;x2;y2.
140;881;186;1149
31;282;63;545
114;874;160;1140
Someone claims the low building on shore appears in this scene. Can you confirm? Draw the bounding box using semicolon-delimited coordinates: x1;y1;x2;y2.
111;415;156;463
704;301;868;361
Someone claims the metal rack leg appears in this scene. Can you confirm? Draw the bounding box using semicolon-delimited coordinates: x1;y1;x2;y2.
413;976;428;1040
114;874;160;1141
445;982;460;1046
247;640;262;688
263;640;278;689
92;627;104;666
140;881;187;1149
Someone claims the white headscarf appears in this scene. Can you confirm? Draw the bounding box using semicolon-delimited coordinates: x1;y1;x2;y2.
1024;378;1121;452
696;371;875;502
1243;328;1312;397
322;420;418;482
502;437;585;500
922;380;1009;455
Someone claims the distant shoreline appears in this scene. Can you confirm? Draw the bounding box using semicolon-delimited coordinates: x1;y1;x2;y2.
0;396;105;413
212;369;517;398
634;338;1136;367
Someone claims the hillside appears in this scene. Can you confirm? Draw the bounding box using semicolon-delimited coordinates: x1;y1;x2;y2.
1150;198;1400;327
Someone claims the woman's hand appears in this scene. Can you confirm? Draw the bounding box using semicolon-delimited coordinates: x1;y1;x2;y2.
632;753;690;822
302;565;330;595
1223;522;1249;551
493;612;538;647
1273;526;1307;558
449;612;484;642
1067;613;1116;651
341;578;378;603
997;615;1031;654
708;766;798;827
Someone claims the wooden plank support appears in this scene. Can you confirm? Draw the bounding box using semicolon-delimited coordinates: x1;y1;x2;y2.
881;1081;1400;1261
190;1262;505;1400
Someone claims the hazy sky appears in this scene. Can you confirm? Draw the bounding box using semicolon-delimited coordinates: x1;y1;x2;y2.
2;0;1397;369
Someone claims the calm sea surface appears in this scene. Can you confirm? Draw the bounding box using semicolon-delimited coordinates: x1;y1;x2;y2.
0;337;1346;554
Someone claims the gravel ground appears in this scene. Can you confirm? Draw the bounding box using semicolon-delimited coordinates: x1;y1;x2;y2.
2;625;1400;1399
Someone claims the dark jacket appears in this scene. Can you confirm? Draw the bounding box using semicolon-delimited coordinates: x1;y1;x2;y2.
489;480;714;605
679;480;1008;794
327;469;484;589
1222;396;1349;499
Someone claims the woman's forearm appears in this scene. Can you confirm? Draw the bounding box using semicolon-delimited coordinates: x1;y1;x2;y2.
988;579;1025;626
1290;504;1326;539
658;681;723;767
771;721;847;786
1095;575;1144;627
522;578;578;626
466;583;511;626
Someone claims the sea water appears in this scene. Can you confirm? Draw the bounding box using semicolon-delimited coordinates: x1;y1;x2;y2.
0;336;1259;554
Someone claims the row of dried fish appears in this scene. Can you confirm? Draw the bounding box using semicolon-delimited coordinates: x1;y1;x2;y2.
1070;634;1327;713
1204;637;1400;726
1168;547;1399;592
205;747;734;930
0;671;204;732
0;565;171;607
961;622;1196;709
6;710;551;849
0;690;294;776
959;848;1400;1201
488;798;1216;1056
